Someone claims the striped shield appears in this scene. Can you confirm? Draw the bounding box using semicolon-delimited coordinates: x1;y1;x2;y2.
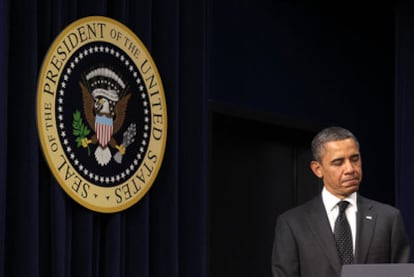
95;115;113;147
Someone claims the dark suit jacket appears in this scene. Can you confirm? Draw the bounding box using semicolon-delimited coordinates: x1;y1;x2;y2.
271;194;410;277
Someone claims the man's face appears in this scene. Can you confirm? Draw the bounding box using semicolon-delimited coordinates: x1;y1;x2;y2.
310;138;362;199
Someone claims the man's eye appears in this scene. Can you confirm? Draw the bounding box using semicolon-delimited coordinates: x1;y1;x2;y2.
332;160;343;166
351;156;360;162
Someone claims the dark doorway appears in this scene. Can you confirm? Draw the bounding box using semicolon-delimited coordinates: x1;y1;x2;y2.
208;105;322;277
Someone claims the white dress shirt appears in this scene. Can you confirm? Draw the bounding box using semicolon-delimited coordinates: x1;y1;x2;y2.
321;187;358;254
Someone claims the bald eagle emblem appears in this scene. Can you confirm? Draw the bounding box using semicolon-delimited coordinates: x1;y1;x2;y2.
77;67;135;166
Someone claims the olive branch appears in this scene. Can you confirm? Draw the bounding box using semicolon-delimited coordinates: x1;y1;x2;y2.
73;110;91;156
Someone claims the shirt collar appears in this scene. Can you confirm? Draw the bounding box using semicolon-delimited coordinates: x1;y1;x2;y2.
322;186;358;212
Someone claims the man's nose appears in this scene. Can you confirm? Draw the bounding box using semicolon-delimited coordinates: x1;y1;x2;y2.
344;161;355;173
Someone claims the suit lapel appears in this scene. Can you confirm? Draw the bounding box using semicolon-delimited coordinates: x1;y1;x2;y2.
306;196;342;272
354;196;376;263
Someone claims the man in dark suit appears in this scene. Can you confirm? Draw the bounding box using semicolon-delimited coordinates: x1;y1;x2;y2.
271;126;410;277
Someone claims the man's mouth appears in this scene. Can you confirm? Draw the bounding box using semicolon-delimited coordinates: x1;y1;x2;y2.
343;178;360;185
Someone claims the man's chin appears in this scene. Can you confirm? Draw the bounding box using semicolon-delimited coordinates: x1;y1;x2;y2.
344;184;359;194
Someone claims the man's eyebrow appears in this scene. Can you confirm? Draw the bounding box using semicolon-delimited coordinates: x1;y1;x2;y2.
330;154;360;164
330;157;344;164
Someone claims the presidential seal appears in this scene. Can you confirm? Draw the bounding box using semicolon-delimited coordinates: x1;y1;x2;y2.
36;16;167;213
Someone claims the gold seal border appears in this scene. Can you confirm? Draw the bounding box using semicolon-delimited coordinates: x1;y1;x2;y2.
36;16;167;213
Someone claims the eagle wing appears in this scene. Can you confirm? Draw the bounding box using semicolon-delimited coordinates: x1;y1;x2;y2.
79;81;95;130
113;93;132;135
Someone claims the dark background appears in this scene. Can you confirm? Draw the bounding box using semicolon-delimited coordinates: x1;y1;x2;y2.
1;0;413;277
208;3;397;275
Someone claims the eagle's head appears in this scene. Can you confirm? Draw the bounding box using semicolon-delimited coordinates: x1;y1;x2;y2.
94;97;114;116
92;87;119;117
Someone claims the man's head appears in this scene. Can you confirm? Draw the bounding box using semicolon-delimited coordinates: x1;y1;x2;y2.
310;127;362;199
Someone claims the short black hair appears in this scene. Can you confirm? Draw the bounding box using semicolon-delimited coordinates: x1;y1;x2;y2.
311;126;359;162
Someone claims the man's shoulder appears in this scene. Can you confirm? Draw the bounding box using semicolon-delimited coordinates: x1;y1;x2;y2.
278;195;321;219
358;195;401;216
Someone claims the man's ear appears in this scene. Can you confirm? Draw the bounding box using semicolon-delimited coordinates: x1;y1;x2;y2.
310;161;323;178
